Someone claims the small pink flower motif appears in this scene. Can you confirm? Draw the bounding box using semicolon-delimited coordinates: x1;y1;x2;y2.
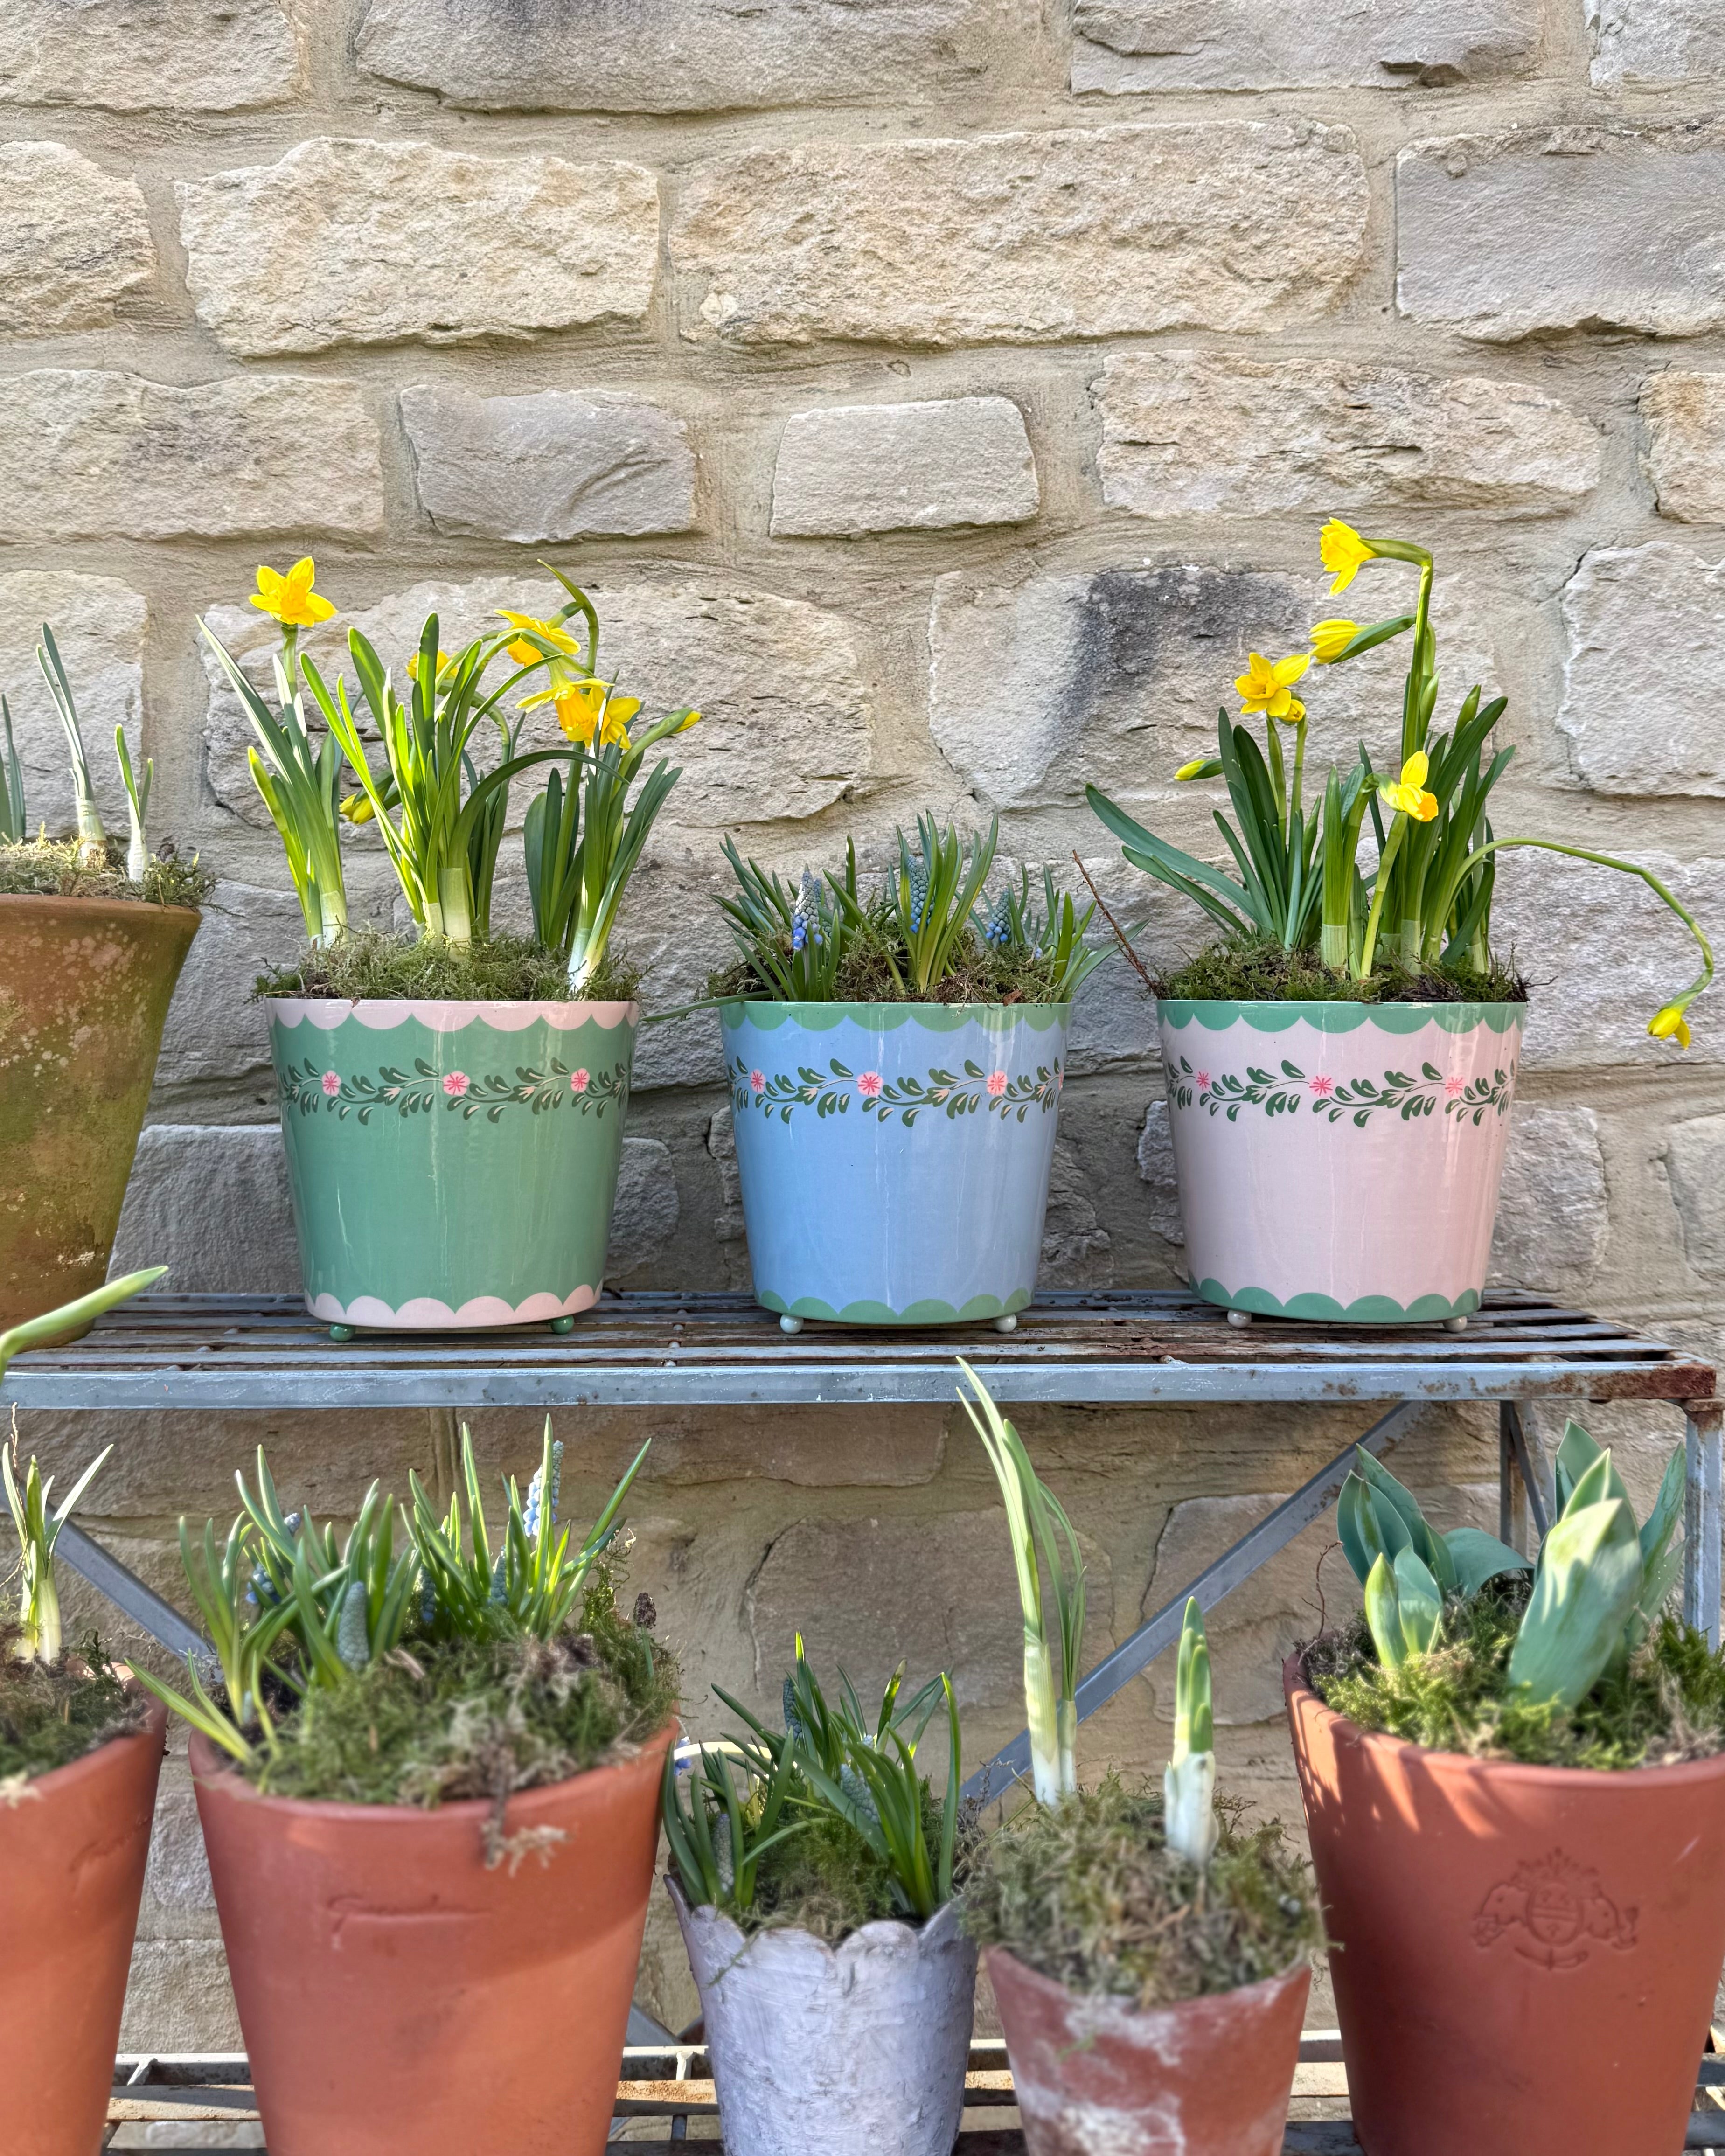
570;1068;591;1094
1196;1070;1211;1092
1309;1074;1335;1098
986;1070;1008;1098
442;1071;470;1099
1445;1073;1467;1099
857;1071;883;1099
749;1068;765;1094
320;1070;341;1097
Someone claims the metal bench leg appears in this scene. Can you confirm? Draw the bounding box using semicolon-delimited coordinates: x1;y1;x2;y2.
1498;1401;1549;1557
1685;1400;1724;1650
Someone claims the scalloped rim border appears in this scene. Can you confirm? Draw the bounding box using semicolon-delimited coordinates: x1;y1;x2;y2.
307;1284;602;1329
1159;999;1525;1037
757;1285;1035;1326
1193;1277;1483;1325
718;1000;1070;1036
269;999;639;1034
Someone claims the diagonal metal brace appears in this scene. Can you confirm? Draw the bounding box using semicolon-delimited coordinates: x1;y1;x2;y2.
960;1400;1426;1804
55;1520;205;1661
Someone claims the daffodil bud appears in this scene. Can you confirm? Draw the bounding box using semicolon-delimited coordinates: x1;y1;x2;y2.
1648;1004;1693;1049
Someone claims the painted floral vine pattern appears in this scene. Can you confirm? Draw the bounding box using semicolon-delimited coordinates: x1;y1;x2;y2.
1168;1053;1515;1127
730;1053;1062;1127
279;1055;631;1125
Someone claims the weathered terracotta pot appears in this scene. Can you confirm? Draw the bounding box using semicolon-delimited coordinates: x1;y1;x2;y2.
1287;1660;1725;2156
670;1878;976;2156
191;1720;673;2156
0;897;199;1331
986;1940;1309;2155
0;1698;167;2156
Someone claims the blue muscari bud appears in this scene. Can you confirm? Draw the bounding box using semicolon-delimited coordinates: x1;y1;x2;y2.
908;859;928;934
335;1579;370;1671
489;1546;508;1604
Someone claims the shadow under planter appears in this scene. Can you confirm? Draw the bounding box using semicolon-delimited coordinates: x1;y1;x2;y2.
1159;999;1525;1323
0;897;199;1330
721;1001;1069;1326
268;997;637;1329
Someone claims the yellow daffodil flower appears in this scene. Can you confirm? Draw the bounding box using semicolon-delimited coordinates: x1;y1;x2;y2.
674;709;701;733
1649;1003;1693;1049
250;558;335;629
1378;751;1439;822
339;792;374;826
1175;757;1210;781
1320;520;1377;597
405;648;451;685
497;610;584;669
1310;618;1361;664
1235;650;1310;720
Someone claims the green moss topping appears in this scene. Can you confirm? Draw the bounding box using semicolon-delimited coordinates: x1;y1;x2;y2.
960;1775;1320;2007
256;928;641;1006
0;1633;146;1783
1156;937;1526;1007
0;837;213;910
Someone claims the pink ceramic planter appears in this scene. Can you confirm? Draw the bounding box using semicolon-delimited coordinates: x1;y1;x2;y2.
1158;998;1524;1323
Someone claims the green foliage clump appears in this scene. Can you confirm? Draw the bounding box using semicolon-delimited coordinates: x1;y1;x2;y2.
253;1569;676;1836
739;1779;957;1946
257;926;640;1005
0;836;213;910
961;1775;1321;2008
0;1632;144;1784
1308;1589;1725;1772
1156;936;1525;1008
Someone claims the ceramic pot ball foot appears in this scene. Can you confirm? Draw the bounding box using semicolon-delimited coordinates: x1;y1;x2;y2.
780;1314;804;1335
328;1323;356;1342
550;1314;577;1334
1227;1309;1254;1329
995;1313;1017;1333
1444;1315;1468;1333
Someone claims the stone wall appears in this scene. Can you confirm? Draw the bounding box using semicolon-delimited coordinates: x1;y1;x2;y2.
3;0;1723;2063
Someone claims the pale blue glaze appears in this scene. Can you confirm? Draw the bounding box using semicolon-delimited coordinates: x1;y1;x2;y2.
720;1001;1070;1325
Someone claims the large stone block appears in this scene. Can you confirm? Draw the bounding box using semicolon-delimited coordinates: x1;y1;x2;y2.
1398;125;1725;341
673;122;1367;347
0;372;383;542
0;0;298;110
356;0;1035;111
1135;1099;1186;1246
1490;847;1723;1068
155;883;315;1089
120;1939;241;2052
771;397;1038;536
1642;370;1725;523
202;577;874;836
0;572;143;841
1073;0;1540;92
111;1125;300;1294
607;1138;680;1280
1559;544;1725;796
1667;1115;1725;1279
178;139;660;358
0;142;153;334
1489;1106;1609;1287
144;1767;216;1912
1097;352;1599;519
1039;1137;1114;1288
929;563;1498;817
1591;0;1725;84
401;384;696;541
749;1509;1109;1711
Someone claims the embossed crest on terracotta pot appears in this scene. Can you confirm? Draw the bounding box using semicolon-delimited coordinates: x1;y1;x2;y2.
269;996;637;1328
1160;998;1525;1322
722;1000;1068;1325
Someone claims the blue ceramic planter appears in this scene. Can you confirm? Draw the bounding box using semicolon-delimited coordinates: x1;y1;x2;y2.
721;1001;1069;1326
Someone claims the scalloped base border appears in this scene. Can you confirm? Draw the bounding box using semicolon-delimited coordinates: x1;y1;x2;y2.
306;1283;601;1331
758;1286;1035;1328
1193;1278;1483;1325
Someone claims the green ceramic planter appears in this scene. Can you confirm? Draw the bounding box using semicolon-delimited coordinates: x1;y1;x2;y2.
268;997;636;1330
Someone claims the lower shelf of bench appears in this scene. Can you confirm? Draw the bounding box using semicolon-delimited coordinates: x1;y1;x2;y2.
106;2039;1725;2151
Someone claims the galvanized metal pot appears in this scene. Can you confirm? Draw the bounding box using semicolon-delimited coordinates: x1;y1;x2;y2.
192;1720;673;2156
670;1879;976;2156
1287;1660;1725;2156
720;1000;1069;1325
986;1940;1309;2156
267;997;637;1328
0;1698;166;2156
0;896;199;1331
1158;998;1525;1323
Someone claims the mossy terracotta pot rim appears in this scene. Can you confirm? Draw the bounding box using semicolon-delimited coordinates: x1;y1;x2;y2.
0;891;203;920
187;1716;675;1818
15;1687;167;1797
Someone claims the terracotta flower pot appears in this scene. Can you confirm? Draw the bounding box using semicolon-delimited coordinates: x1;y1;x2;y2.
0;1699;167;2156
269;996;636;1328
1159;998;1523;1322
1286;1660;1725;2156
190;1720;672;2156
670;1879;976;2156
985;1940;1309;2156
0;897;199;1332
